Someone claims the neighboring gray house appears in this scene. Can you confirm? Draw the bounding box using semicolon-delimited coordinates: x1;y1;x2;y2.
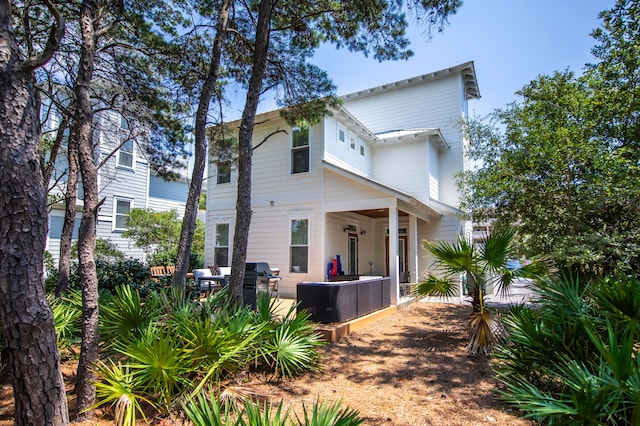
45;109;189;265
204;62;480;303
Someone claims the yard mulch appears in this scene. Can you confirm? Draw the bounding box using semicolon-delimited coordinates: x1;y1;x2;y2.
251;301;535;426
0;302;535;425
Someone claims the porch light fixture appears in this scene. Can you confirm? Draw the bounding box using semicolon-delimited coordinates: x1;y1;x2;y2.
360;230;366;236
343;227;349;232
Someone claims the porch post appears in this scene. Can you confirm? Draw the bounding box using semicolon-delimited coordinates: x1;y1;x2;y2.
389;207;399;305
408;214;418;284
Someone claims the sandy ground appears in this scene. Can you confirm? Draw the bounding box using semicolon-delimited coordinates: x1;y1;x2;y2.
251;301;534;426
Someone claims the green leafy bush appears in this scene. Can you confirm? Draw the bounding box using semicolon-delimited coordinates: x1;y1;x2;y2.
94;285;326;421
495;274;640;424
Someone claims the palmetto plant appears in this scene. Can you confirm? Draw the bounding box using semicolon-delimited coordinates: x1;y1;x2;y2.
257;296;325;379
294;399;365;426
49;289;82;352
495;274;640;424
99;284;164;347
417;227;546;354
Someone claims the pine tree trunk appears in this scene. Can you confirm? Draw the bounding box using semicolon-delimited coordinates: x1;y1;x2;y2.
173;0;231;287
55;134;79;297
0;1;69;423
228;0;273;305
73;0;100;420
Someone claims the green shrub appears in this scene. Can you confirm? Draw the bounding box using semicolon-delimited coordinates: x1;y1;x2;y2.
495;274;640;424
93;285;330;422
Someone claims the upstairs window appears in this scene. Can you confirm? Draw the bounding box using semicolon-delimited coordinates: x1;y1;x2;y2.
337;123;346;144
290;218;308;273
349;131;356;150
117;140;134;168
291;126;309;174
217;162;231;184
117;117;134;169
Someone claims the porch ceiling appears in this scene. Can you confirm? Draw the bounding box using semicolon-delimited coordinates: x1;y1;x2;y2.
350;208;408;219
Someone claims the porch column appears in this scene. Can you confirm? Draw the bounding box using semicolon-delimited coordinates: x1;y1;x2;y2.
389;207;399;305
408;214;418;284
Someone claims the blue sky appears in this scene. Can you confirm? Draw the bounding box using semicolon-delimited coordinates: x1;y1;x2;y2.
244;0;615;119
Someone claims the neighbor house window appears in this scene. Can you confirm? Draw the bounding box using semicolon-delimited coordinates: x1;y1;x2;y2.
117;116;134;168
290;218;308;273
215;223;229;266
113;197;132;231
217;162;231;184
291;126;309;174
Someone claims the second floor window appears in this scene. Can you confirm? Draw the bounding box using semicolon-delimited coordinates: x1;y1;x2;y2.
217;162;231;184
291;126;309;174
117;139;134;168
117;117;134;168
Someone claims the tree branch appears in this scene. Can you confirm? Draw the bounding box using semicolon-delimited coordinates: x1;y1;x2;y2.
253;128;287;151
21;0;65;71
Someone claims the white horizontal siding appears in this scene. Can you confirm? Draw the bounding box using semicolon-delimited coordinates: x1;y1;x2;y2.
371;140;429;201
417;215;462;280
147;197;186;216
343;77;463;134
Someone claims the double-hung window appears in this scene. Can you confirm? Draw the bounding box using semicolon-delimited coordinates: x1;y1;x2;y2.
113;197;132;231
217;162;231;184
291;126;309;174
290;218;308;273
214;223;229;266
117;117;134;169
337;123;346;144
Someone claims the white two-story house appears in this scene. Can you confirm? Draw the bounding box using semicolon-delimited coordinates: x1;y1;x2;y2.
45;109;189;265
204;61;480;302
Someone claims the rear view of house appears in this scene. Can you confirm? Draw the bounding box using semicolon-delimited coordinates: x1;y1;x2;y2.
204;62;480;302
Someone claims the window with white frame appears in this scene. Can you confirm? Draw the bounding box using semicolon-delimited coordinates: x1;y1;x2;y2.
337;123;346;144
349;131;356;150
117;116;134;168
359;141;365;157
217;162;231;184
113;197;132;231
290;218;308;273
291;126;310;174
214;223;229;266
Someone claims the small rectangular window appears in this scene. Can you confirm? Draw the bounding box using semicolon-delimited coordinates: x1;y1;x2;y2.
359;144;365;156
215;223;229;266
291;126;309;174
113;198;132;231
117;139;134;168
349;132;356;150
117;117;134;168
338;123;346;144
290;218;308;273
217;162;231;184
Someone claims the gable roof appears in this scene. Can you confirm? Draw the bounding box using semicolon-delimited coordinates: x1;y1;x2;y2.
340;61;480;102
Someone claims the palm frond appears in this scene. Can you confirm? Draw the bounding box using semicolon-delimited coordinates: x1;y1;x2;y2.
416;276;458;299
423;236;478;276
480;227;516;270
